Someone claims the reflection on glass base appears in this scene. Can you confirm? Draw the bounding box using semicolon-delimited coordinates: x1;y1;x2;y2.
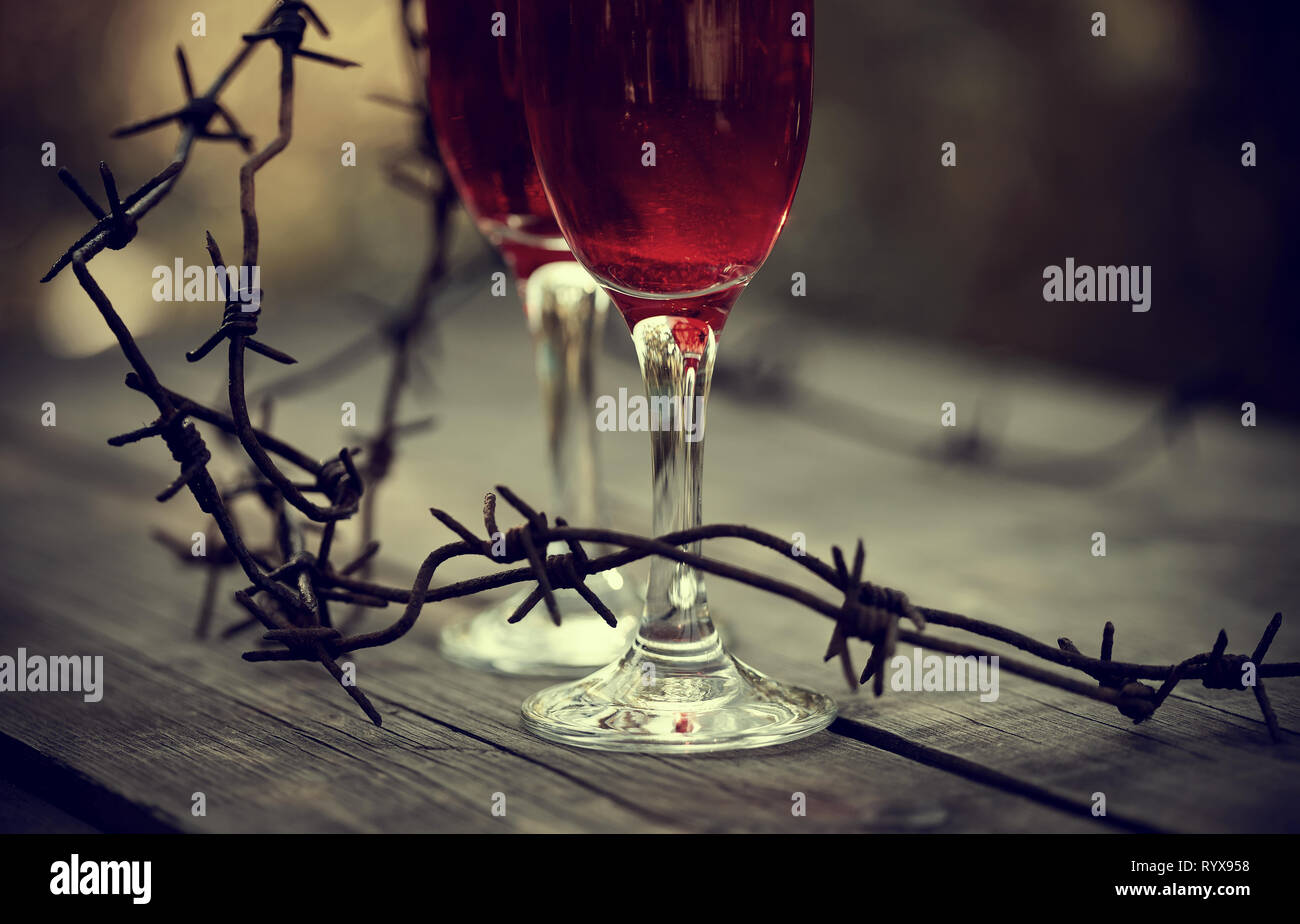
438;572;641;677
521;638;837;753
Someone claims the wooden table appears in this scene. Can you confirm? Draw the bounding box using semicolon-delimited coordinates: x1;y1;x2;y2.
1;290;1296;833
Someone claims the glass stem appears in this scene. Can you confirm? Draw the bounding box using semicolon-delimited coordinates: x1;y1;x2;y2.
523;262;607;533
631;316;720;655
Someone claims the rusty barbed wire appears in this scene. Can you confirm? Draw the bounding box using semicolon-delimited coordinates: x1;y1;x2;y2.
39;1;1297;742
712;328;1215;489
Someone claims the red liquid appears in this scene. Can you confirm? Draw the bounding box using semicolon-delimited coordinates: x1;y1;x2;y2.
518;0;813;332
425;1;569;281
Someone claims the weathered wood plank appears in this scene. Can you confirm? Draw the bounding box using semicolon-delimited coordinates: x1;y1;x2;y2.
708;562;1300;833
0;777;98;835
2;296;1295;833
0;436;1096;833
0;605;668;833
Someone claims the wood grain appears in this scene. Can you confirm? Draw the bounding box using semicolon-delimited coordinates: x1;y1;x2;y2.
0;297;1295;833
0;437;1094;833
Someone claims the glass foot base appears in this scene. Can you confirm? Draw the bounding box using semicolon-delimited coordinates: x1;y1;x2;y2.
521;641;837;753
438;573;640;677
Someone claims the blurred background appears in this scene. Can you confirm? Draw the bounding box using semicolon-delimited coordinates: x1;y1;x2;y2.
1;0;1295;410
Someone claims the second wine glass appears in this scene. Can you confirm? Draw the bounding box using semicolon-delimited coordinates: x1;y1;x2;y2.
424;0;639;676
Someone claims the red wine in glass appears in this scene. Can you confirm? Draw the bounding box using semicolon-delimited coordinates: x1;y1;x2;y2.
517;0;834;752
424;0;639;676
425;0;568;282
519;0;812;332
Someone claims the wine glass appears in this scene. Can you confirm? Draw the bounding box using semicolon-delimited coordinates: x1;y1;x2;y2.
517;0;835;751
424;0;639;675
